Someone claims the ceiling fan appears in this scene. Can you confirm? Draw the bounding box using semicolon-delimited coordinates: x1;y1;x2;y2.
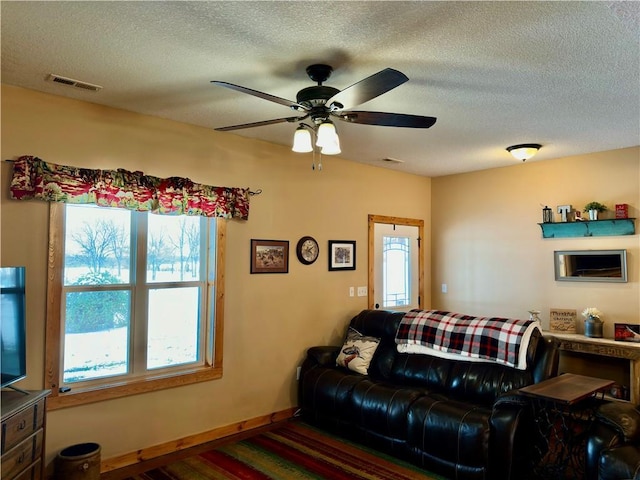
211;64;437;154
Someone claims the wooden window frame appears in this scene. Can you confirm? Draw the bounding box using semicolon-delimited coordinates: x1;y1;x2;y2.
45;203;226;410
368;214;424;310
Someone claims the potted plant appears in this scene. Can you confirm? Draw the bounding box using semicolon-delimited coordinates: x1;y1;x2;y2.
583;201;607;220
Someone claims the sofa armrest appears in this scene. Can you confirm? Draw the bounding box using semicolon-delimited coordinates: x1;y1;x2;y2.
599;445;640;480
305;346;341;368
597;402;640;443
490;398;533;479
585;403;640;480
494;390;532;408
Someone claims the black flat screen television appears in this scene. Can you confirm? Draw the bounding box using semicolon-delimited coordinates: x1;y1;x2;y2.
1;266;27;388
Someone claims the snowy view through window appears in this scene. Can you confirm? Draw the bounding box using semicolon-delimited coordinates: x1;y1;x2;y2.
62;204;208;383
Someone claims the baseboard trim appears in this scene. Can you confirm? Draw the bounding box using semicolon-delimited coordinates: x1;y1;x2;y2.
101;407;297;473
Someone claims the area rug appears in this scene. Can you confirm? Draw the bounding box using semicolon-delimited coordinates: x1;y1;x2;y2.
124;421;444;480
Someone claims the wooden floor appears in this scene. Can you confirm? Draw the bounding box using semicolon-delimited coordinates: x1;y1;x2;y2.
100;422;285;480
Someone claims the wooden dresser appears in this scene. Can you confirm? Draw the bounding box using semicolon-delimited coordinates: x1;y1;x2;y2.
1;390;50;480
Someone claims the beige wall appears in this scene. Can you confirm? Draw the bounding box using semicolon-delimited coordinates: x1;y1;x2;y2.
431;148;640;333
0;85;432;466
3;83;639;471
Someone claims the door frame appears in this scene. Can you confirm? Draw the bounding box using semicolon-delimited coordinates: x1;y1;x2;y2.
368;214;424;310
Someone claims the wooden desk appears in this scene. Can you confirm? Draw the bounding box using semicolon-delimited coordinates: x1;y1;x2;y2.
547;332;640;403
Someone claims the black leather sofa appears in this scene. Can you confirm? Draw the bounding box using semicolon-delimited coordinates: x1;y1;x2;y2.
587;402;640;480
298;309;559;480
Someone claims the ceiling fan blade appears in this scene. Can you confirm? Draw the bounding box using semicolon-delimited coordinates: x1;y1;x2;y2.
327;68;409;110
334;111;437;128
215;115;307;132
211;81;310;111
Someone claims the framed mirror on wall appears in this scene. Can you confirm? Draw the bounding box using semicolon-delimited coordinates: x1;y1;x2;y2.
554;249;627;283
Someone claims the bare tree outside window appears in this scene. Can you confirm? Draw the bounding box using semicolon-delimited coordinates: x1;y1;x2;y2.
57;204;214;387
46;202;225;409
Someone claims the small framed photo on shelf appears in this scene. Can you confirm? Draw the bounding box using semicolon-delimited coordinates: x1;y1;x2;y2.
328;240;356;271
250;239;289;274
614;323;640;342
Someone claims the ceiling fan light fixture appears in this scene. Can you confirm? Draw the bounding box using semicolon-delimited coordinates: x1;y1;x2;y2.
506;143;542;162
320;135;341;155
292;125;313;153
213;64;436;161
316;121;339;148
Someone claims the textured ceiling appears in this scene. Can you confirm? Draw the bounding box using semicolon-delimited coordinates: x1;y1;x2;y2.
1;1;638;177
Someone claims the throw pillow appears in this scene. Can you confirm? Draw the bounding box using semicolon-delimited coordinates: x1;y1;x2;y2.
336;327;381;375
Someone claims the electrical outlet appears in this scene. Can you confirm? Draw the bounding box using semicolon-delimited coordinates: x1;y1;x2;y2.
349;287;355;297
357;286;367;297
441;283;448;293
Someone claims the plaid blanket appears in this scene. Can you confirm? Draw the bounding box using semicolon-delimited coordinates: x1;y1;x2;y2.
395;309;541;370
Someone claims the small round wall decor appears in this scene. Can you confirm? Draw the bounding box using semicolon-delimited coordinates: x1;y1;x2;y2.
296;236;319;265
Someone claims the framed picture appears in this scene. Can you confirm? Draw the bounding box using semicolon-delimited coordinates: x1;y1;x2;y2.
549;308;577;333
250;239;289;274
328;240;356;271
615;323;640;342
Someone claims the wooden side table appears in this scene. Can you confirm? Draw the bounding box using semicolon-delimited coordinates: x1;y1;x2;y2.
519;374;613;479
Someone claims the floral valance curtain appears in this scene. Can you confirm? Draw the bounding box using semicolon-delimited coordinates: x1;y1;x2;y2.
9;156;250;220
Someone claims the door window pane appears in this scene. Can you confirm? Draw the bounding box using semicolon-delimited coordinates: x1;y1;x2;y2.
383;236;411;307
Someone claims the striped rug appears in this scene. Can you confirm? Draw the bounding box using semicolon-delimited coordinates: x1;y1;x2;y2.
124;421;444;480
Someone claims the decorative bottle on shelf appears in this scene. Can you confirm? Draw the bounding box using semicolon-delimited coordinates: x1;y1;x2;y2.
584;316;603;338
542;206;553;223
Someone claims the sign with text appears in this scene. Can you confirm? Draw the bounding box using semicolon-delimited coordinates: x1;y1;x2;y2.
550;308;577;333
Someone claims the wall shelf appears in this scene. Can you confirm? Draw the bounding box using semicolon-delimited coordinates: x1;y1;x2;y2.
538;218;635;238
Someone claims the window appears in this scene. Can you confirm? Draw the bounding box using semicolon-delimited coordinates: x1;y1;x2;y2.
46;203;225;409
383;236;411;307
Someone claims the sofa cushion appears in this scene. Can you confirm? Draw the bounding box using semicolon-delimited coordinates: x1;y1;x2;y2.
348;378;425;440
447;361;534;406
348;309;405;381
389;351;453;391
406;395;491;469
336;327;380;375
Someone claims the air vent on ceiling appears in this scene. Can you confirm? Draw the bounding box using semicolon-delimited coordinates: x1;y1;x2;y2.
46;74;102;92
382;157;405;164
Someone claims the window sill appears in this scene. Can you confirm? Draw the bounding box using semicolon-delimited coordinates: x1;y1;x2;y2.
47;365;222;410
